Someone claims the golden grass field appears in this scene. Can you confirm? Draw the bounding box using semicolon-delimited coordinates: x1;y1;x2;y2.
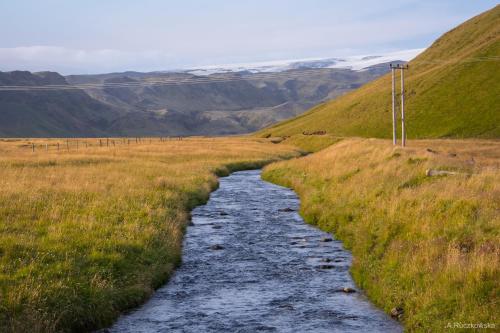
263;138;499;332
0;137;301;332
1;135;498;333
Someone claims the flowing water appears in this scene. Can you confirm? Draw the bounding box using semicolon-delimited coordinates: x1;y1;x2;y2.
109;170;401;333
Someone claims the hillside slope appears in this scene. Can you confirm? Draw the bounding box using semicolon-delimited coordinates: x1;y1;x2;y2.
0;65;390;137
0;71;118;137
258;5;500;139
65;66;388;135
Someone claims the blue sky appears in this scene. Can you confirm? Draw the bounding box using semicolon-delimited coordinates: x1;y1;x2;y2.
0;0;497;74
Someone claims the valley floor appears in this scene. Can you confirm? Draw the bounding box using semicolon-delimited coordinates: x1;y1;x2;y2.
263;137;499;332
1;136;498;332
0;137;300;332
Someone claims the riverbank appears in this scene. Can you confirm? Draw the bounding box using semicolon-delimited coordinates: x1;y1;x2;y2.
0;137;301;333
109;170;401;332
263;138;499;332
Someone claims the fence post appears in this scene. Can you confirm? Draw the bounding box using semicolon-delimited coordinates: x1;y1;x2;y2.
57;143;60;151
32;143;35;152
45;143;48;152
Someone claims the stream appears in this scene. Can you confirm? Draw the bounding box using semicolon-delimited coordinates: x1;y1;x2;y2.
109;170;401;332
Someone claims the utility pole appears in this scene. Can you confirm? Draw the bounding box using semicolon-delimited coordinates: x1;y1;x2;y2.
401;66;406;147
389;63;409;147
390;65;397;145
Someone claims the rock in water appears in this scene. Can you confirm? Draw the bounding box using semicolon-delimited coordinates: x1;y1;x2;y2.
333;287;356;293
342;287;356;293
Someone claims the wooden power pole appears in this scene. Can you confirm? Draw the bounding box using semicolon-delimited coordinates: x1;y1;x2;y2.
401;66;407;147
391;66;397;145
390;63;409;147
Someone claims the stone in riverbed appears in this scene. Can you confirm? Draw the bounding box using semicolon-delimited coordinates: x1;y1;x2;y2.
318;264;335;269
390;307;404;320
320;237;333;242
342;287;356;293
278;207;295;212
333;287;356;293
210;244;224;250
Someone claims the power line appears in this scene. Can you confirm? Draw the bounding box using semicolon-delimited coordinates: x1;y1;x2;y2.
0;68;341;91
0;56;498;92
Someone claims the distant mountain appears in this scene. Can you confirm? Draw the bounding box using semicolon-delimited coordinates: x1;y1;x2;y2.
0;71;118;137
0;52;416;137
258;5;500;139
183;49;422;75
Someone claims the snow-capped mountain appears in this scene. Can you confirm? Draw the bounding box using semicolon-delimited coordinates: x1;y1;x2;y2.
185;49;424;76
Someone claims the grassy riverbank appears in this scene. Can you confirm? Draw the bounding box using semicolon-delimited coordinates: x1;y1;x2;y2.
0;137;300;332
263;138;499;332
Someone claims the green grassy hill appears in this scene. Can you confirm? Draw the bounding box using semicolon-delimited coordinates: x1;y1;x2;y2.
258;5;500;139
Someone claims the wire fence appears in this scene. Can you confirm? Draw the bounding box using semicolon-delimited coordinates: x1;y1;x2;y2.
24;137;186;153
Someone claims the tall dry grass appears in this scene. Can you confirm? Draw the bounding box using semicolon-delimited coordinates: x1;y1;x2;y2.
263;138;499;332
0;137;300;332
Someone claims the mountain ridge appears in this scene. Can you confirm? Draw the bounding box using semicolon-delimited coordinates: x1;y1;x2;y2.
0;61;402;137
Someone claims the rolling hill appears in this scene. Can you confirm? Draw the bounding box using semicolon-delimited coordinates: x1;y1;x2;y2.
258;5;500;139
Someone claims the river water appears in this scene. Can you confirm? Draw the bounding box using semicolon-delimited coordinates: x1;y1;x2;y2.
109;170;401;333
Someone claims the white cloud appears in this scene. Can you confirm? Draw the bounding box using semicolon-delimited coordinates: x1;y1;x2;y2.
0;46;175;74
